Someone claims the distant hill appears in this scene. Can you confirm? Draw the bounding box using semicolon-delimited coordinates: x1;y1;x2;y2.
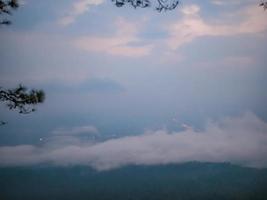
0;162;267;200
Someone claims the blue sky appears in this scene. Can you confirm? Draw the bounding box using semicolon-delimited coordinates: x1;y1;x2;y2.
0;0;267;170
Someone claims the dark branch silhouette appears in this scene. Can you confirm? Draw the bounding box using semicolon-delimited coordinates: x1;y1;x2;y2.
112;0;179;11
112;0;267;11
0;121;7;126
0;0;18;25
260;1;267;10
156;0;179;12
1;1;45;126
0;85;45;114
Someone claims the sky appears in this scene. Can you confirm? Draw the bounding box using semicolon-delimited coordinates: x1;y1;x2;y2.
0;0;267;170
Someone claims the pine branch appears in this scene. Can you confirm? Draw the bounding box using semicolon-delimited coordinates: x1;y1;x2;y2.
0;85;45;114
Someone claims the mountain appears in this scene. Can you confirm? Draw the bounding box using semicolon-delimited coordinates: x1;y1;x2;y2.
0;162;267;200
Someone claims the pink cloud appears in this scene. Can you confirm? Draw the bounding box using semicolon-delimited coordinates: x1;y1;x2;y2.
58;0;104;26
167;4;267;49
74;17;153;57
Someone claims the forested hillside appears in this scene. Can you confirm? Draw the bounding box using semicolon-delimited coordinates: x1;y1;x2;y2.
1;162;267;200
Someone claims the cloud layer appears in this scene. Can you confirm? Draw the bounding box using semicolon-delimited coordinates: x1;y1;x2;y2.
0;113;267;170
167;4;267;49
59;0;104;26
52;125;98;136
74;17;153;57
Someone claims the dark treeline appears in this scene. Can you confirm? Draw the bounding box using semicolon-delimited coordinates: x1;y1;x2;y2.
0;162;266;200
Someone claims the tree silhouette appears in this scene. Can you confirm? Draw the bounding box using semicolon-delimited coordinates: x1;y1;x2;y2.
260;1;267;10
0;85;45;125
1;1;45;126
112;0;179;11
0;85;45;114
113;1;267;11
0;0;18;25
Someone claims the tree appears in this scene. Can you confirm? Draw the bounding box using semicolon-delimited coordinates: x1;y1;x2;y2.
112;0;267;11
0;0;18;25
1;1;45;126
112;0;179;11
0;85;45;125
260;1;267;10
0;85;45;124
0;84;45;114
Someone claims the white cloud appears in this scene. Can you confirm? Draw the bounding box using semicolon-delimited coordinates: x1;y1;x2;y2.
210;0;242;6
52;125;98;136
0;113;267;170
181;4;200;16
74;17;153;57
58;0;104;26
167;4;267;49
210;0;257;6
